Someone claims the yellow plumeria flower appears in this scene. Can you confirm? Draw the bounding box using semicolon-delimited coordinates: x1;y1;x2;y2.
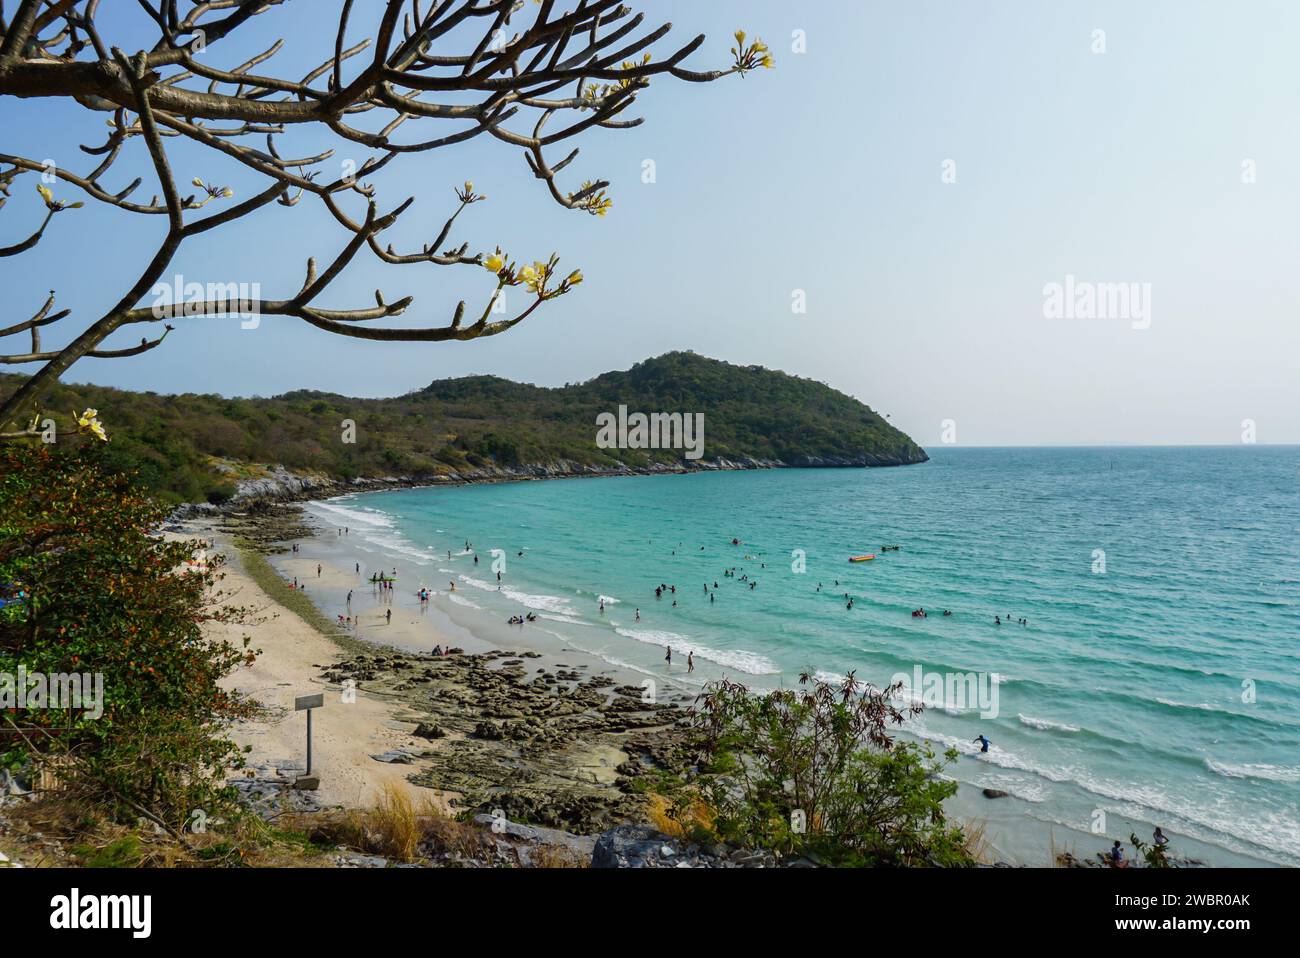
483;252;507;273
77;408;108;441
566;270;583;286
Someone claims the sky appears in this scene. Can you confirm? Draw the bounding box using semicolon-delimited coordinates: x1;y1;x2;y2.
2;0;1298;446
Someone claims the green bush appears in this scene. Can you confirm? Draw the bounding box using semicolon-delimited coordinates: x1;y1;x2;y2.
677;672;971;866
0;444;257;831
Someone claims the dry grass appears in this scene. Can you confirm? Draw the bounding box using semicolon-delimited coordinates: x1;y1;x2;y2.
366;783;424;861
300;783;496;864
958;818;992;864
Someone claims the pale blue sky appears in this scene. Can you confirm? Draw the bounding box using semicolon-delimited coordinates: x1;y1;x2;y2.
3;1;1297;445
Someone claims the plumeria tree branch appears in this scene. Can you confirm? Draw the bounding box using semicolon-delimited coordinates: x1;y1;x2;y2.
0;0;771;434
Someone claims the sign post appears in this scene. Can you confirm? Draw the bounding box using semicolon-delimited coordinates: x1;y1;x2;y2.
294;693;324;790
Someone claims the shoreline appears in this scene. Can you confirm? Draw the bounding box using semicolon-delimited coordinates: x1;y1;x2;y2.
171;456;930;524
188;510;700;834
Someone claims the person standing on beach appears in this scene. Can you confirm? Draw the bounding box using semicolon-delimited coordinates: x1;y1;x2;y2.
317;563;322;577
665;646;671;665
386;609;392;625
687;651;694;673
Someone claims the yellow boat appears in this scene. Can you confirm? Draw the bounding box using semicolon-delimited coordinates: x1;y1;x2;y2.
848;554;876;563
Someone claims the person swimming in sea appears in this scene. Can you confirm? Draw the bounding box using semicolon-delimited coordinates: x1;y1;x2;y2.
995;615;1001;626
973;734;991;753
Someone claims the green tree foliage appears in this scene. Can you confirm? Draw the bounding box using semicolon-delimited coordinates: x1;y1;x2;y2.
0;444;255;830
0;353;927;505
675;672;970;866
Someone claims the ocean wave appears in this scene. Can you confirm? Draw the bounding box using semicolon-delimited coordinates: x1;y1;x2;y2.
539;612;585;625
1156;697;1235;716
309;499;396;529
1205;759;1300;783
457;574;576;616
613;628;779;676
1018;714;1081;733
445;592;481;610
908;721;1300;862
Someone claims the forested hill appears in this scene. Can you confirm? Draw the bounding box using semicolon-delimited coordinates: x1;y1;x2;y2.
0;352;927;504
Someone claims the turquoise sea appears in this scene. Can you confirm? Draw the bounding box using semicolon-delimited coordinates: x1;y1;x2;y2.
303;447;1300;866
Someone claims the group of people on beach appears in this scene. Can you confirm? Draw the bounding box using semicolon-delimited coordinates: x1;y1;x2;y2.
1106;828;1169;868
664;646;694;673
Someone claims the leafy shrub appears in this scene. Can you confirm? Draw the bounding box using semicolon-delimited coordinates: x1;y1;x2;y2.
0;444;256;831
674;672;971;866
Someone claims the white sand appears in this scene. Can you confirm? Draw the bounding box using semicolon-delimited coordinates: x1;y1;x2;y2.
184;530;445;809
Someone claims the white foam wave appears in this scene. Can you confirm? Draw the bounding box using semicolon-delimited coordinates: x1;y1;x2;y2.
1018;714;1081;733
457;574;576;616
613;628;778;676
1205;759;1300;783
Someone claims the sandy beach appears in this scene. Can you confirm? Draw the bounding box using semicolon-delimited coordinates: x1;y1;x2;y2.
177;524;443;809
179;509;694;830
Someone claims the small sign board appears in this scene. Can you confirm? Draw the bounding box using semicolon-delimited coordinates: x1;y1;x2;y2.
295;693;324;711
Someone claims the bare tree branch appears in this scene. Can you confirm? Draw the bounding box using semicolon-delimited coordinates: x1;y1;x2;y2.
0;0;771;432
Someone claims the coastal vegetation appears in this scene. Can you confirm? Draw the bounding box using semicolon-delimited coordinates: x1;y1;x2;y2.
652;673;973;867
0;445;256;834
0;352;926;505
